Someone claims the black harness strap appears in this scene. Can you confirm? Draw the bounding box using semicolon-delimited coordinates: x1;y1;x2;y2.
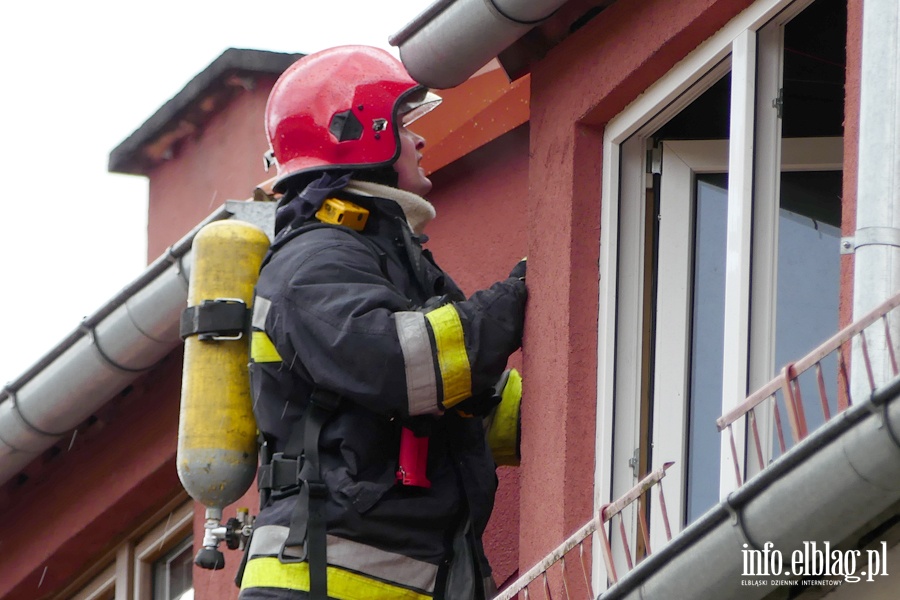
278;388;340;600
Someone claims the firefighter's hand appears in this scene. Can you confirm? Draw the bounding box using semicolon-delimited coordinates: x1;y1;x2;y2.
509;257;527;281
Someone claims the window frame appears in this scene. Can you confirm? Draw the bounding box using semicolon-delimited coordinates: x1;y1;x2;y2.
593;0;821;589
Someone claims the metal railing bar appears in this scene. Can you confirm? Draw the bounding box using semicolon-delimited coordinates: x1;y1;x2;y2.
601;463;674;520
718;290;900;429
883;315;899;376
578;544;592;597
657;479;673;542
495;516;602;599
727;424;743;486
749;410;765;471
637;502;652;556
773;399;787;453
861;330;875;392
618;516;633;570
838;347;852;410
815;362;831;421
781;363;805;443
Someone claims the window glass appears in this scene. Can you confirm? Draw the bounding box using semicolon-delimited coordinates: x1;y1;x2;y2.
773;170;842;455
152;536;194;600
686;173;728;522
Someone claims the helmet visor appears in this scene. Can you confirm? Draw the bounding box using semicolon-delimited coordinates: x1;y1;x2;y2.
398;89;443;126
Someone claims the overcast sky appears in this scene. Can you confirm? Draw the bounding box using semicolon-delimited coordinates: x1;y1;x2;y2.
0;1;432;385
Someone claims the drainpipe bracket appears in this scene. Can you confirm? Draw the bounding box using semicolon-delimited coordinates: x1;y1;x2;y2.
875;400;900;451
844;227;900;254
724;493;763;551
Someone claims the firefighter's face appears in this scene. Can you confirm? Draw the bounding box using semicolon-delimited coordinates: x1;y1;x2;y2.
394;126;431;196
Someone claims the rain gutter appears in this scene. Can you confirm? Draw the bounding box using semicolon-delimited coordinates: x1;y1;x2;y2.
0;200;274;486
599;374;900;599
389;0;569;88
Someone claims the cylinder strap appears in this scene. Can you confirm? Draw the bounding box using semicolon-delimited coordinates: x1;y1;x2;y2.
180;299;250;341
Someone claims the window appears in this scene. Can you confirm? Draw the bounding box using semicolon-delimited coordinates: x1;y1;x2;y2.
150;536;194;600
595;0;846;583
58;496;194;600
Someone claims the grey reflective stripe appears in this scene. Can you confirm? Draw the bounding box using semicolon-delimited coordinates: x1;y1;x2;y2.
248;524;438;593
394;311;441;416
252;296;272;330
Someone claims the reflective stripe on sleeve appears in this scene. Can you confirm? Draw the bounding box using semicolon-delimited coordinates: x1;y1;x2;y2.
395;311;441;415
424;304;472;409
250;296;282;363
242;525;437;598
250;331;283;363
252;296;272;330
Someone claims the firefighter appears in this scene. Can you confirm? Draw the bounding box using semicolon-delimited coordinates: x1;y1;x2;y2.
238;45;527;600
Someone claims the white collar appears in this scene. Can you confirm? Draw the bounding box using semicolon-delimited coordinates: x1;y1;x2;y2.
344;180;436;235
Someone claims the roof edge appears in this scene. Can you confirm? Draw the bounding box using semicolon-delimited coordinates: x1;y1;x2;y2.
108;48;302;175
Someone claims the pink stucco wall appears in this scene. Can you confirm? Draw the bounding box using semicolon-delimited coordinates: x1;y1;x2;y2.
146;78;278;260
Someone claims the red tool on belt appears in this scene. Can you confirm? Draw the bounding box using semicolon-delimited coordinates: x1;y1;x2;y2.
396;427;431;488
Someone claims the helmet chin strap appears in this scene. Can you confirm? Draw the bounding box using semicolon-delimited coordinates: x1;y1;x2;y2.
345;180;436;235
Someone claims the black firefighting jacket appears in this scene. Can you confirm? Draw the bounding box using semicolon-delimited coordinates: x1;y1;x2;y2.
239;190;526;600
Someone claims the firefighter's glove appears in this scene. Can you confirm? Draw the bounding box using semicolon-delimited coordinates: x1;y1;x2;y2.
509;257;527;281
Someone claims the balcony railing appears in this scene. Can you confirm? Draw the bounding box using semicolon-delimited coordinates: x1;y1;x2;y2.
498;292;900;598
717;291;900;487
494;463;675;599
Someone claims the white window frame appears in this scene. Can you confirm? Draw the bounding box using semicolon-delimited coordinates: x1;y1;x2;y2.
649;136;842;550
593;0;823;589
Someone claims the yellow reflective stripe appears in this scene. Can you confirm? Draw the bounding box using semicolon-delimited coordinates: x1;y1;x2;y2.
487;369;522;466
240;557;432;600
251;331;282;363
424;305;472;408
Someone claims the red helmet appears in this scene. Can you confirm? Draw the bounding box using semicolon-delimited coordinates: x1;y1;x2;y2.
265;45;440;191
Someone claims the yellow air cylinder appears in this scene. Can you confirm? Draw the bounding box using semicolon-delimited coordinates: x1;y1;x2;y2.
178;219;270;511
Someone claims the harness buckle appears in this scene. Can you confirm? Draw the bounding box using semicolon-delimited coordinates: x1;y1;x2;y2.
258;452;304;497
307;480;328;499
